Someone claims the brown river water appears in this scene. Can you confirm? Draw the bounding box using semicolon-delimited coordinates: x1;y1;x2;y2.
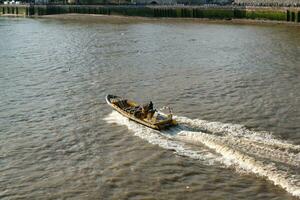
0;15;300;200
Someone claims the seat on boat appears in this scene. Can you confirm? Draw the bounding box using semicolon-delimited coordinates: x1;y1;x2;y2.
115;99;128;109
125;106;140;114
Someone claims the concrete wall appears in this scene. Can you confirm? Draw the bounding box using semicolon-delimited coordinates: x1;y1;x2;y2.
135;0;230;5
35;0;49;4
1;5;300;23
136;0;177;5
73;0;231;5
22;0;231;5
234;0;300;6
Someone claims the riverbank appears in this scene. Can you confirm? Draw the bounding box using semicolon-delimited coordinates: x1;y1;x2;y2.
36;13;300;26
1;5;300;23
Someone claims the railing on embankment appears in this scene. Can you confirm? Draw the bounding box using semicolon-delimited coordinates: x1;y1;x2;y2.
0;5;300;23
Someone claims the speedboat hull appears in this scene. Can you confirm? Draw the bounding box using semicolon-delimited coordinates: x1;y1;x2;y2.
106;94;177;130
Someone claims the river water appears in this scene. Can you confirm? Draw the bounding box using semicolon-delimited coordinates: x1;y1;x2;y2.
0;15;300;199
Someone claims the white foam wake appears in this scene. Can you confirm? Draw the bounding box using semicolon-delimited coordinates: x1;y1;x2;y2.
104;111;300;198
104;111;221;165
176;131;300;197
175;116;300;152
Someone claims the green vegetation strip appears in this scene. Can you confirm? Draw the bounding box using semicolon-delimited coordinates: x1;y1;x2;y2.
245;10;286;21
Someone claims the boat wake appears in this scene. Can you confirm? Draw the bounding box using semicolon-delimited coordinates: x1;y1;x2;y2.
104;111;300;198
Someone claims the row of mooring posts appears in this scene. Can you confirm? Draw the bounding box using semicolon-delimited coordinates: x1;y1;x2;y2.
287;10;300;22
1;5;300;23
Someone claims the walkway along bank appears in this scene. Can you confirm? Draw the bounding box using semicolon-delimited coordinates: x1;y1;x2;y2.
1;5;300;23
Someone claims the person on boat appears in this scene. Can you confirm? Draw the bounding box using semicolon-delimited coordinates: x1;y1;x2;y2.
149;101;153;110
133;106;142;118
134;101;155;119
143;101;155;119
142;101;153;114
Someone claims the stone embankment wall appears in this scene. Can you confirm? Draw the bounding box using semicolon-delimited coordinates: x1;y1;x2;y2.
0;5;300;23
234;0;300;7
0;5;28;16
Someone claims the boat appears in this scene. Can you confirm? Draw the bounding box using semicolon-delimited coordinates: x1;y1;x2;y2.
106;94;177;130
